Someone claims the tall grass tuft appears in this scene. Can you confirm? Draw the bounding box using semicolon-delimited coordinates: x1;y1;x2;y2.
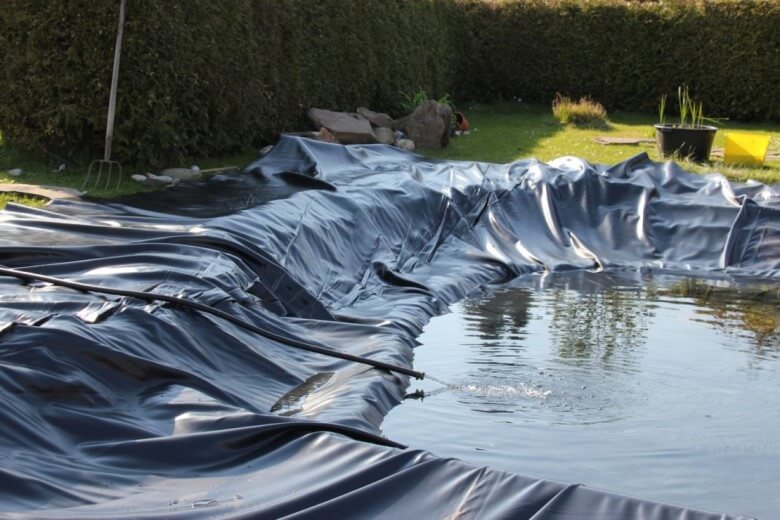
552;94;609;129
658;94;667;125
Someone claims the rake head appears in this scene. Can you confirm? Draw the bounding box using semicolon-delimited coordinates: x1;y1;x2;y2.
82;159;122;192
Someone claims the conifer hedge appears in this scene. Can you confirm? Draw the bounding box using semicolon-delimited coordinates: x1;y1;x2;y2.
0;0;777;166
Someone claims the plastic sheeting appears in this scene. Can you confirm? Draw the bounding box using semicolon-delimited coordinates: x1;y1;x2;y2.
1;136;776;519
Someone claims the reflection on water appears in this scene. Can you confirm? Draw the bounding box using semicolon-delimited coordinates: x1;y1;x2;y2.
661;278;779;362
382;270;780;518
461;289;532;341
548;286;650;371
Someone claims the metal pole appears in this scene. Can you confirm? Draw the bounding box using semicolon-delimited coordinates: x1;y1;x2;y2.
104;0;126;161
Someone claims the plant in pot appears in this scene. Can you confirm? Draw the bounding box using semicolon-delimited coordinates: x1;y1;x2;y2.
655;86;717;162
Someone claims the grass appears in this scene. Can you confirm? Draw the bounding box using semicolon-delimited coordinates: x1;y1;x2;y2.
0;192;48;209
429;103;780;184
0;132;257;208
2;103;779;209
552;94;608;129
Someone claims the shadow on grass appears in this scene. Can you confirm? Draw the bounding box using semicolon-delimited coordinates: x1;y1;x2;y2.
0;133;259;201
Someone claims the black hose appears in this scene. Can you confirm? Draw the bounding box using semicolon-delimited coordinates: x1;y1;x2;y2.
0;266;425;380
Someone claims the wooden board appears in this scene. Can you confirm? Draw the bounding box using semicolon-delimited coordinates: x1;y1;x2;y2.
594;136;655;146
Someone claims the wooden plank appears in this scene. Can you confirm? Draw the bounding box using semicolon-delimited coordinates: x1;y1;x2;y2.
594;136;655;146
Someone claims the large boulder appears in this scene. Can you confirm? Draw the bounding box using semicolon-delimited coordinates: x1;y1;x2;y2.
284;127;339;143
356;107;394;129
307;108;378;144
314;127;339;143
374;127;396;145
393;100;451;149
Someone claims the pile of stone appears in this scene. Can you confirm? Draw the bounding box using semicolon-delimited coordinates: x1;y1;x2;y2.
131;166;236;187
130;101;454;187
304;100;453;151
131;167;200;187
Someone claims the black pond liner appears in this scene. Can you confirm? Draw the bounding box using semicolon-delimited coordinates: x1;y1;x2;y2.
0;136;777;519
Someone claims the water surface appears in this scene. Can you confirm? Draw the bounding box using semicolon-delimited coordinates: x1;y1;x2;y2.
383;271;780;518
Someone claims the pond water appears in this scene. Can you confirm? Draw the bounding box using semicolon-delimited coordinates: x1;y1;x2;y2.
382;271;780;519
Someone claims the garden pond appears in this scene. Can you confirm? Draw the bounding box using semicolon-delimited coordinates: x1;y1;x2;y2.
383;270;780;519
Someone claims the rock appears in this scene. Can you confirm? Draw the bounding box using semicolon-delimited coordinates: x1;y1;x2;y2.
146;174;175;186
356;107;394;129
7;168;22;177
286;131;320;139
396;139;415;152
393;100;452;149
314;127;339;144
285;128;339;143
131;174;148;183
374;127;396;145
161;168;202;182
259;145;274;157
191;165;200;172
307;108;378;144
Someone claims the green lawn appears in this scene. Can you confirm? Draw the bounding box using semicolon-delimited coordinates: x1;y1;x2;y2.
430;103;780;184
0;136;256;208
0;192;48;209
2;103;779;209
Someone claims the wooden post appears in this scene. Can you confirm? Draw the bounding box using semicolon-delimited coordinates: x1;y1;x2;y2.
104;0;126;161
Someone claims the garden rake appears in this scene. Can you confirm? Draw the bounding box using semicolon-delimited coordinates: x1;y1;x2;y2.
83;0;126;192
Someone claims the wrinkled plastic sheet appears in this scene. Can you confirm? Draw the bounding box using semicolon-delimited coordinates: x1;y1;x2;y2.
1;136;777;519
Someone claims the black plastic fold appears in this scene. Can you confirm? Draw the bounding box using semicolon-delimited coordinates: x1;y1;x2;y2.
1;136;775;518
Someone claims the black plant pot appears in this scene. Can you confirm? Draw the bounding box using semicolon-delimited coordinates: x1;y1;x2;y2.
654;124;717;162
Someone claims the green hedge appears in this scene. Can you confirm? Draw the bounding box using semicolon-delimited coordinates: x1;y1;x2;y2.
0;0;467;165
1;0;778;166
465;0;780;121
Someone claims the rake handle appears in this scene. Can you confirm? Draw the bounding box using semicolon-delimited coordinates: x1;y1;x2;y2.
104;0;126;161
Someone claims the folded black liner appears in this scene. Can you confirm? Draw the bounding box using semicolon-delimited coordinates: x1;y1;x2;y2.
1;136;776;519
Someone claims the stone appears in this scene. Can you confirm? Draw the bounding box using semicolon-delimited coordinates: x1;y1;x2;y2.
259;145;274;157
396;139;415;152
285;131;319;139
191;165;200;172
314;127;339;144
374;127;396;145
285;128;339;143
146;174;175;186
356;107;394;129
131;174;148;183
307;108;378;144
0;183;82;201
393;100;452;149
161;168;202;182
7;168;22;177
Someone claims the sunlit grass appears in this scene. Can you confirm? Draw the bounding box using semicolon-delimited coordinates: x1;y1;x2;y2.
2;104;779;210
428;103;780;184
0;192;48;209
